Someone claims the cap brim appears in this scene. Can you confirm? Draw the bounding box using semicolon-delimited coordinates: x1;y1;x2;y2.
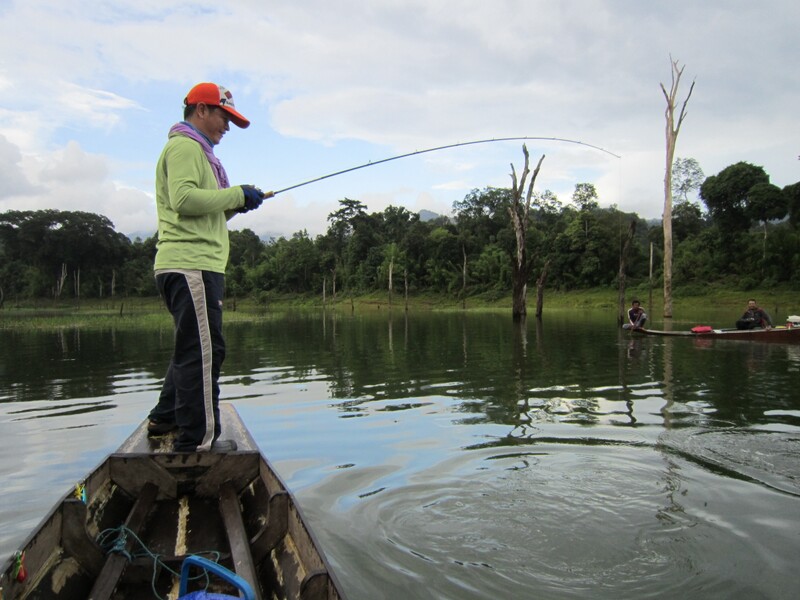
221;106;250;129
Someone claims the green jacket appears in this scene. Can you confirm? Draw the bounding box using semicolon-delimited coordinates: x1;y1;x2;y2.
153;135;245;273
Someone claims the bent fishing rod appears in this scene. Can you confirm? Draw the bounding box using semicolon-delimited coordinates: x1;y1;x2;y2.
269;136;620;196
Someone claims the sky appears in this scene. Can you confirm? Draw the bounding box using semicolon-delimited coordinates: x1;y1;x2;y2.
1;0;798;240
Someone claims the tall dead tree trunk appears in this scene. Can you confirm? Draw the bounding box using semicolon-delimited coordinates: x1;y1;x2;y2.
508;145;545;320
660;56;695;318
55;263;67;299
404;269;409;312
388;255;394;308
535;259;550;319
461;244;467;310
648;242;654;314
617;220;637;325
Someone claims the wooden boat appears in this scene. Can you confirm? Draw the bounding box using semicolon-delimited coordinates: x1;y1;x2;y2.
632;325;800;343
0;404;346;600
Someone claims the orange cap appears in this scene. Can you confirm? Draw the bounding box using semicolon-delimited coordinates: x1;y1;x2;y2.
184;82;250;128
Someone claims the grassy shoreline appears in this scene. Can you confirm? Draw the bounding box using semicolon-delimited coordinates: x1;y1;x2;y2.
1;286;797;331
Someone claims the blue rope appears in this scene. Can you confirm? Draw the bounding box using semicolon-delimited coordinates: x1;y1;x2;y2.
96;526;221;600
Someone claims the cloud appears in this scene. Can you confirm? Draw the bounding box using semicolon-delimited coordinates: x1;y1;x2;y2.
1;0;798;239
0;135;40;197
54;84;142;131
0;139;155;234
39;141;109;184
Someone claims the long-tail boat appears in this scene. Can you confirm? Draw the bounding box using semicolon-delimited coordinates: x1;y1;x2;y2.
632;325;800;343
0;404;346;600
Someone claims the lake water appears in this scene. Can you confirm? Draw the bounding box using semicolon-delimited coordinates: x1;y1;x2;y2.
1;309;799;599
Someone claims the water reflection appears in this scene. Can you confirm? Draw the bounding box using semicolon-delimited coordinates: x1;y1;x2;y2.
1;310;799;599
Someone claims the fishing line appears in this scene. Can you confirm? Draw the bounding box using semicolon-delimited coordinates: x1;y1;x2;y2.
272;136;621;195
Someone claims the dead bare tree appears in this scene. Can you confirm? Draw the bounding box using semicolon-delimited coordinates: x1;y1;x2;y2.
55;263;67;299
660;56;695;318
461;244;467;309
404;269;409;312
617;220;637;325
388;253;394;308
508;145;545;320
535;259;550;318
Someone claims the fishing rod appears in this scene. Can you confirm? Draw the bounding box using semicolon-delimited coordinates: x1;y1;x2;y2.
271;136;620;195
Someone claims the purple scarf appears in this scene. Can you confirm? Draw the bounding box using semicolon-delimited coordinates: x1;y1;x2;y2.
168;122;230;189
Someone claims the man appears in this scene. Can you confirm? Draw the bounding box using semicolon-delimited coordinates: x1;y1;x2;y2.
623;299;647;330
736;299;773;330
147;82;271;452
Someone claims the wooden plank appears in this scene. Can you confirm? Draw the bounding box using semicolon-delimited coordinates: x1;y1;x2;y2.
196;452;260;497
259;456;287;497
301;570;332;600
249;491;289;564
287;503;325;573
87;482;158;600
108;455;177;499
62;499;106;577
219;482;263;600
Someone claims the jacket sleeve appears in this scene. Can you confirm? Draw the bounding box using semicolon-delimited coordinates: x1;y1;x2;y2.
165;140;244;216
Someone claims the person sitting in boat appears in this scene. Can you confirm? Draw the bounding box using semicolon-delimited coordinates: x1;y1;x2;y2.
736;299;773;330
623;299;647;330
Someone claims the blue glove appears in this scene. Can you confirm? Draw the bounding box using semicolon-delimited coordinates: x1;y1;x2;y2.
240;185;264;212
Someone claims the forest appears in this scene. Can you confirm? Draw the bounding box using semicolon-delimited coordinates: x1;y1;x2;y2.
1;159;798;306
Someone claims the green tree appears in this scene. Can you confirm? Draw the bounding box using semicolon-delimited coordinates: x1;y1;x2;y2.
672;200;705;242
571;183;599;212
700;162;770;232
746;182;788;227
745;181;788;267
453;187;511;246
453;187;513;295
672;157;704;203
425;226;461;292
472;243;511;290
326;198;368;292
401;219;435;292
228;228;265;296
120;235;158;297
700;162;782;275
0;210;131;298
785;182;800;227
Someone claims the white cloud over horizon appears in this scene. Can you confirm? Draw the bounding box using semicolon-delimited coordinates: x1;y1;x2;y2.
0;0;797;239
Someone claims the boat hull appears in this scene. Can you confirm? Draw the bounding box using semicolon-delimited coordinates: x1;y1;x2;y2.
633;326;800;343
0;404;345;600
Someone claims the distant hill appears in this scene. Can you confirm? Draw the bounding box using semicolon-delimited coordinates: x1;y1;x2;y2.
419;209;440;222
125;230;156;241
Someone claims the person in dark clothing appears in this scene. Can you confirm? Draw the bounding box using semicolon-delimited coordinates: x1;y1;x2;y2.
623;299;647;330
736;299;773;330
